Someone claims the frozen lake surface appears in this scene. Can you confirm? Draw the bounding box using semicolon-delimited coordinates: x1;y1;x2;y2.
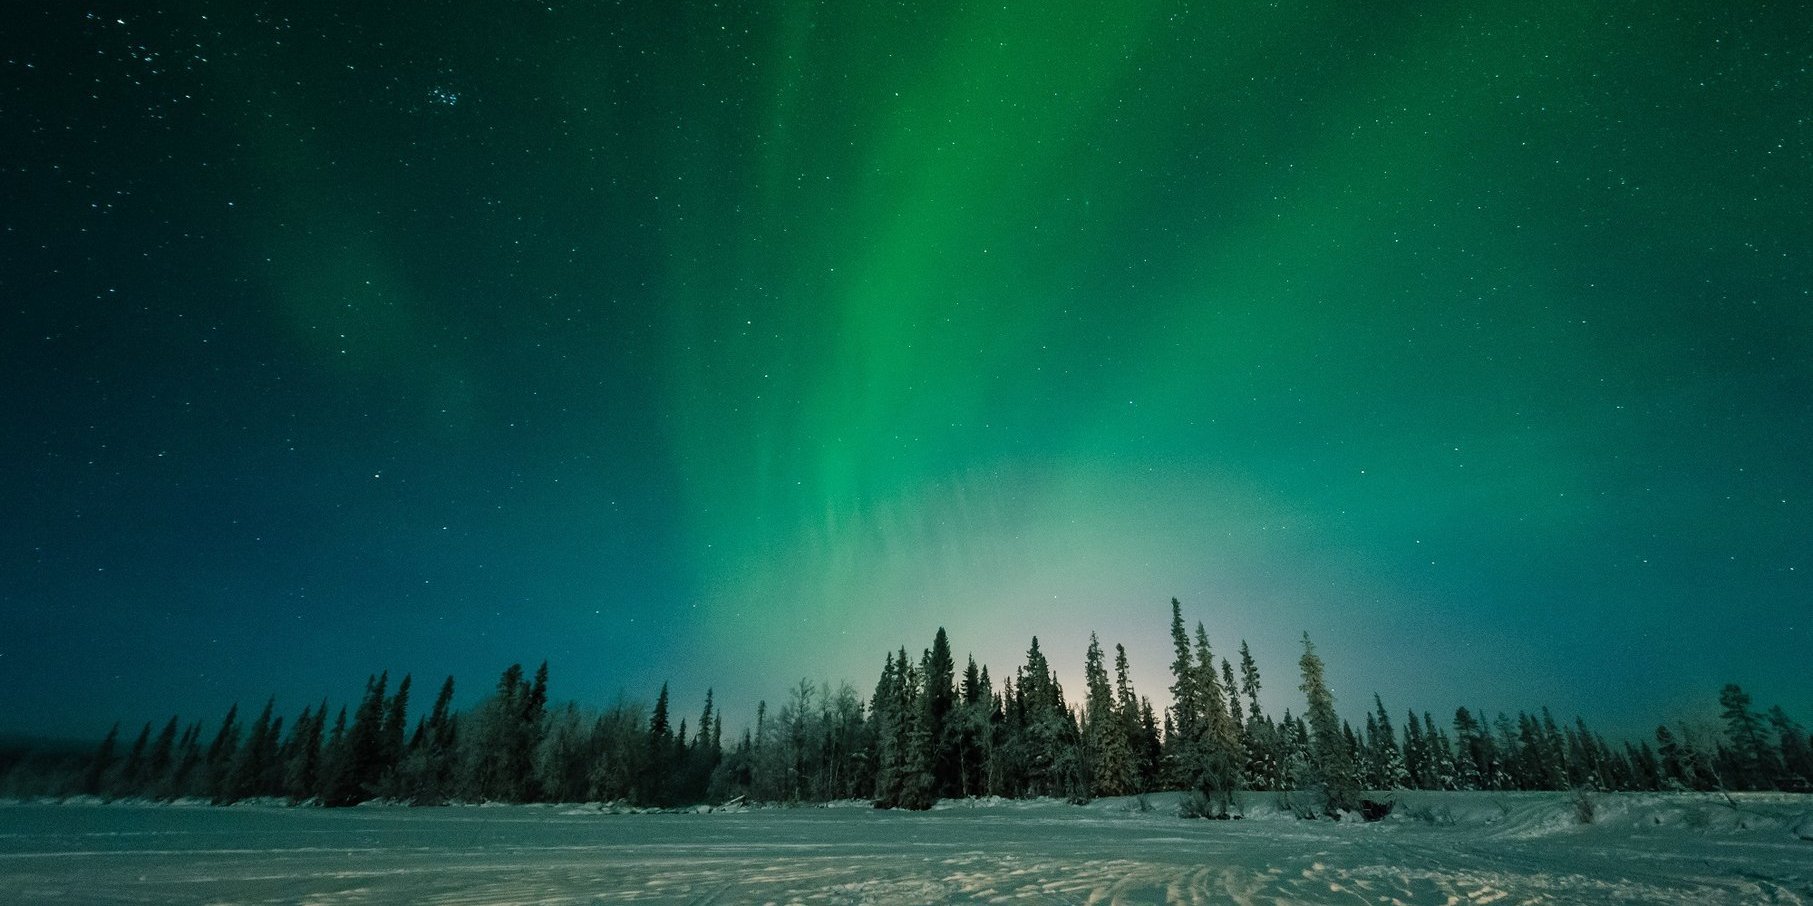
2;792;1809;904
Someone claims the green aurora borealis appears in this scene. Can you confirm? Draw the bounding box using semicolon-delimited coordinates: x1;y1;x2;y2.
2;1;1808;739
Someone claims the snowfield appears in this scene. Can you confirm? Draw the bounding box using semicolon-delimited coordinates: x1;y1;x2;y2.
1;792;1808;904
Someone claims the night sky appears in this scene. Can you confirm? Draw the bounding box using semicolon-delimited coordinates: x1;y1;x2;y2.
4;2;1808;743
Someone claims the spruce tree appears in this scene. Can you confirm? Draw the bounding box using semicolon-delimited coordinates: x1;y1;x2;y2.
84;723;120;797
1514;712;1547;789
316;707;349;802
282;703;324;802
1165;599;1199;786
1718;684;1778;789
1234;643;1273;790
955;656;989;797
1766;706;1811;788
145;716;179;797
1018;637;1071;798
1113;644;1145;792
923;628;957;798
1082;634;1135;796
224;698;276;803
870;651;905;807
517;663;550;802
1192;624;1241;813
114;722;152;798
166;723;202;799
328;673;388;806
1237;641;1263;721
1368;696;1407;789
1137;698;1164;790
1423;712;1456;790
1629;741;1662;790
1297;633;1357;814
203;704;241;801
380;674;412;782
647;682;673;804
1221;659;1245;741
899;659;936;810
1538;707;1569;789
410;677;458;803
685;687;720;799
1451;707;1484;791
1404;710;1428;788
1571;717;1605;788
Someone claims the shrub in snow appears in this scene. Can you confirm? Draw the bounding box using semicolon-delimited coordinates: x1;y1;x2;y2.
1570;787;1598;824
1178;790;1218;819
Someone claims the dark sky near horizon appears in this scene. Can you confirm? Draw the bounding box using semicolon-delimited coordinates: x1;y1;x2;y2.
3;1;1808;743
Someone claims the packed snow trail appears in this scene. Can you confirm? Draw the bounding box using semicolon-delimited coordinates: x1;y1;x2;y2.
0;792;1807;904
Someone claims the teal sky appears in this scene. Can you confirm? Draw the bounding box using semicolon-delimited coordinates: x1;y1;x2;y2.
2;1;1808;741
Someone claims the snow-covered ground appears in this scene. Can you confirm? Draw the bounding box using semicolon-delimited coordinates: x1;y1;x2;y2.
1;791;1808;904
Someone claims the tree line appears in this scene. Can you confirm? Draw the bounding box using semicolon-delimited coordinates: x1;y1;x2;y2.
4;599;1809;812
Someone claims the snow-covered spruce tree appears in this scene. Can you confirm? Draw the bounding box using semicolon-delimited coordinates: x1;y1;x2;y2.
1361;713;1383;789
1278;710;1312;793
591;699;650;802
1369;696;1408;790
1112;644;1147;792
534;703;592;803
996;673;1027;796
1537;707;1570;790
1450;707;1485;791
398;677;457;804
1221;659;1244;744
1083;634;1136;797
1422;712;1456;790
1392;713;1421;786
1654;724;1690;790
1137;698;1164;790
1297;633;1358;815
1235;642;1277;790
1016;636;1083;800
953;656;992;798
1568;716;1604;788
1164;599;1199;788
1191;624;1242;815
870;650;905;807
460;664;543;803
898;666;937;810
819;681;868;801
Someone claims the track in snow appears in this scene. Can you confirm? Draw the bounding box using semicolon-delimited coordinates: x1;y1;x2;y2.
1;792;1808;904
